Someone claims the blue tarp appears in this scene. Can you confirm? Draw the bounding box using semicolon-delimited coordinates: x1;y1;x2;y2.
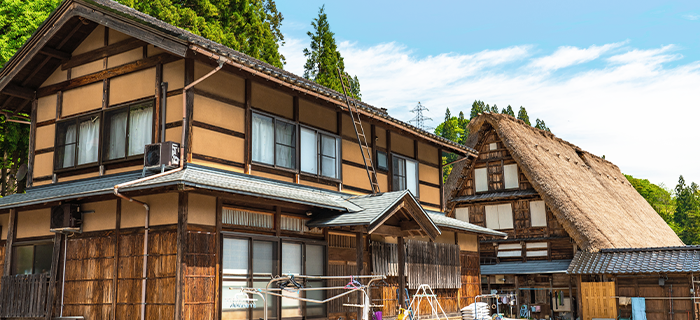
631;297;647;320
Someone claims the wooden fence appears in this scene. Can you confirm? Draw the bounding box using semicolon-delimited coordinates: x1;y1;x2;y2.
0;273;50;318
371;240;461;289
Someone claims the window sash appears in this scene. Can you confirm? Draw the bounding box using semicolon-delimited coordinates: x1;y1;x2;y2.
299;125;340;179
392;154;419;197
55;114;100;169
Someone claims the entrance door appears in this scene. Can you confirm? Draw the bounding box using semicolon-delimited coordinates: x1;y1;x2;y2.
581;282;617;320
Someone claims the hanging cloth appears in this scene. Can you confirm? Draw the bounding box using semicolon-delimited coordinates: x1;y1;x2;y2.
631;297;647;320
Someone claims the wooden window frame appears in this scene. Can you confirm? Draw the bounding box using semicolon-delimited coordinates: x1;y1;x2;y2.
391;153;420;198
376;150;388;172
11;240;54;275
101;98;156;164
298;124;342;182
251;111;298;172
220;232;327;320
54;111;102;172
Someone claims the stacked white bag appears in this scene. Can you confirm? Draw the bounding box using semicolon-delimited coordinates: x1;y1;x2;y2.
461;302;490;320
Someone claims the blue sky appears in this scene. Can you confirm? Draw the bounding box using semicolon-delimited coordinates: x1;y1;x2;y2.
277;1;700;188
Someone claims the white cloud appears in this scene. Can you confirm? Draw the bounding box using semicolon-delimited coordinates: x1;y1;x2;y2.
529;42;626;71
683;14;699;21
281;39;700;187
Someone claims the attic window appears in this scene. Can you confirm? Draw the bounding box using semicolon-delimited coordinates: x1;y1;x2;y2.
530;201;547;227
474;167;488;192
503;164;519;189
489;143;497;150
455;207;469;222
485;204;513;230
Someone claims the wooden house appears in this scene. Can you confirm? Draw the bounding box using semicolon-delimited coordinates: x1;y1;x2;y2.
444;113;689;320
0;0;506;319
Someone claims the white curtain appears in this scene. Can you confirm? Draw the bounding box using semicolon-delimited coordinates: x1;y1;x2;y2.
62;124;76;168
275;122;295;168
252;114;274;164
406;159;418;196
300;128;317;174
107;111;127;160
320;135;336;178
77;118;99;165
128;106;153;156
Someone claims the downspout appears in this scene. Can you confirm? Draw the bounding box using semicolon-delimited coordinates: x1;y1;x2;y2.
112;57;226;320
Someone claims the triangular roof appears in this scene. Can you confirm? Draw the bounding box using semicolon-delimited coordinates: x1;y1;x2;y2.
445;113;683;252
0;0;475;155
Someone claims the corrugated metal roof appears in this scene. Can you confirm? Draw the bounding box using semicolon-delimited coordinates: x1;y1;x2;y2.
426;211;507;237
451;189;539;203
568;247;700;274
481;260;572;275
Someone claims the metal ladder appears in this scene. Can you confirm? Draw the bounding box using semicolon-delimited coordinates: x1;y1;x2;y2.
337;68;380;194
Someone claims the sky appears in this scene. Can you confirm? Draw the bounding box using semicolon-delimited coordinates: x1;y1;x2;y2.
276;1;700;189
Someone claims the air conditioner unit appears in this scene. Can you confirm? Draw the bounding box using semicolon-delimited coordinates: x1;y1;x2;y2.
50;204;82;233
144;141;180;172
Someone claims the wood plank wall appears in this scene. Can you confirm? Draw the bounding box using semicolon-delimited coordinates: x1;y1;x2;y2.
181;226;217;320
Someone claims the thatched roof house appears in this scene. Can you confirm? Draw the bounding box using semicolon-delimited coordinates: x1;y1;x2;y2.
445;113;683;252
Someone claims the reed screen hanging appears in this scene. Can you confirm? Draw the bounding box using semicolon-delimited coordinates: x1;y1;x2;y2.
371;239;461;289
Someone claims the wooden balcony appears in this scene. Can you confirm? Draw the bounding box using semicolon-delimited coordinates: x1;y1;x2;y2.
0;273;51;318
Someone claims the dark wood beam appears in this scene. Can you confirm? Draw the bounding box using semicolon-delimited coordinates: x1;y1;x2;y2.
397;236;405;307
40;46;71;60
38;53;179;97
399;220;421;232
61;37;145;70
175;192;189;320
3;209;17;276
3;84;35;100
356;232;364;275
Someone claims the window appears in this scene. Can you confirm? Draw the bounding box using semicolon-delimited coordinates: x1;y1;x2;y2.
489;143;498;150
252;113;296;169
12;243;53;275
455;207;469;222
485;204;513;230
221;236;326;320
530;201;547;227
300;127;340;179
55;114;100;169
504;164;519;189
376;151;388;171
103;101;154;161
474;167;488;192
392;155;418;197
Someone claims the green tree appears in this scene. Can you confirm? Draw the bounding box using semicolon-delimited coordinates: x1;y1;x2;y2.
535;118;551;132
469;100;486;119
434;108;467;182
517;106;531;126
501;105;515;117
0;0;62;67
0;115;30;196
1;0;286;69
674;176;700;244
490;104;499;113
303;6;361;99
118;0;286;68
626;175;676;225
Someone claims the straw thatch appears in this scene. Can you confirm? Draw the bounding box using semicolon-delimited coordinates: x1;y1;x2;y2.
445;113;683;252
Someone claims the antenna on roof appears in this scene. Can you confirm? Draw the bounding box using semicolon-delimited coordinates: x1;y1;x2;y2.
409;102;433;131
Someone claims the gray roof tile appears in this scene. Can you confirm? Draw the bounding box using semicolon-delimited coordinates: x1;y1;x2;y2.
481;260;572;275
567;246;700;274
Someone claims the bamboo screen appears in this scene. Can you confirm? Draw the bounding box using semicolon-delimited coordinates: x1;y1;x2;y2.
371;240;461;289
222;208;273;229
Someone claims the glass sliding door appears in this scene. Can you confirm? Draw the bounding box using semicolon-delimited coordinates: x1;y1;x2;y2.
281;242;302;318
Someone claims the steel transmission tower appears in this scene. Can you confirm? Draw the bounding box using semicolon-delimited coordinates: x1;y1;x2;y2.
409;101;433;131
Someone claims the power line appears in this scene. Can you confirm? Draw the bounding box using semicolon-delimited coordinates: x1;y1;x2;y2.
409;101;433;131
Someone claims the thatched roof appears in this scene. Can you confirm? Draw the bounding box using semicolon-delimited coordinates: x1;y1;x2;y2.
445;113;683;252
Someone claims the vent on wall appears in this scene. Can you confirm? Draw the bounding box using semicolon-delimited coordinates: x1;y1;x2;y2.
222;208;273;229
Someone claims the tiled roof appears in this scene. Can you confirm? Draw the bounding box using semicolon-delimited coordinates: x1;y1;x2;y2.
307;191;411;227
481;260;572;275
426;211;507;237
451;189;539;203
567;246;700;274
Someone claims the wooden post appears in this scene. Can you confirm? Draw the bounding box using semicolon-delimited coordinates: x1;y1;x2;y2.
112;198;121;320
184;58;194;162
397;236;405;308
3;209;17;276
175;192;189;320
438;148;443;212
387;132;393;192
577;275;584;320
215;198;223;320
275;206;281;237
568;275;573;320
244;79;252;174
356;232;364;275
27;98;38;188
45;233;62;320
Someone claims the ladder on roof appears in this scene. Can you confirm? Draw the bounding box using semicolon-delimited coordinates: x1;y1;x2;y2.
337;68;380;194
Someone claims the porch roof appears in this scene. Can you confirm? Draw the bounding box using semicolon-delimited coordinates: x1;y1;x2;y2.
567;246;700;275
0;164;361;212
480;260;572;275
